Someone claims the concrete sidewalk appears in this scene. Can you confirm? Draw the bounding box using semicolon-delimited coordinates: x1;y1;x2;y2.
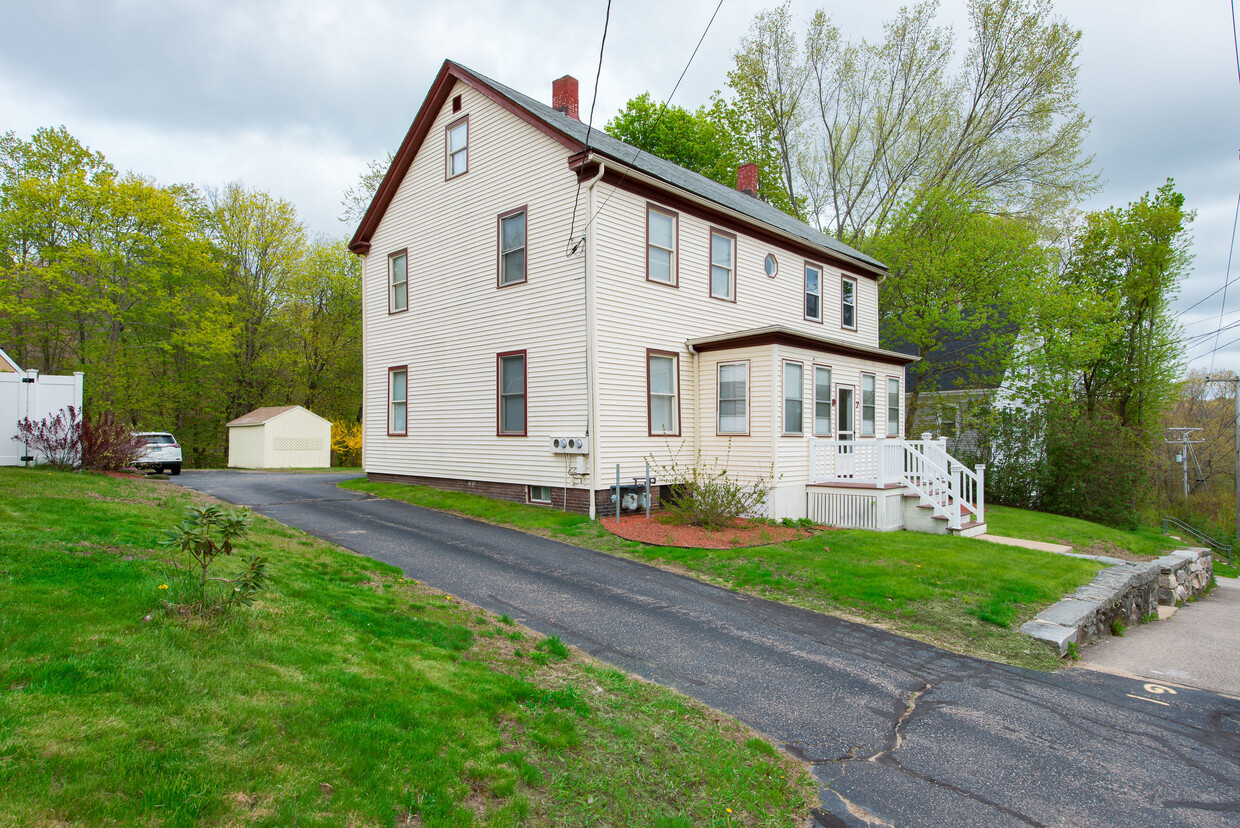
1077;575;1240;697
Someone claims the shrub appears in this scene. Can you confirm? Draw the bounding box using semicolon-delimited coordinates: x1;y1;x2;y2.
331;419;362;467
1042;408;1154;529
160;505;267;618
81;411;144;471
13;406;81;470
650;443;777;531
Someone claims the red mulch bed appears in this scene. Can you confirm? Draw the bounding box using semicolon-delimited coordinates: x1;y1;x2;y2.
602;513;816;549
95;470;147;479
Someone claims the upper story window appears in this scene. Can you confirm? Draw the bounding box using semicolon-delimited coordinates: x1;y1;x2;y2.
389;250;408;313
861;373;876;436
887;377;901;436
498;207;527;287
805;263;822;322
841;276;857;330
765;254;778;278
497;351;526;435
717;361;748;434
709;229;736;301
783;361;803;435
647;350;679;436
446;116;468;178
646;205;678;286
813;366;832;436
388;366;407;436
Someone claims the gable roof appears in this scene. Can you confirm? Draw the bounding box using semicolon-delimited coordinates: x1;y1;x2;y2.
227;405;302;427
350;60;884;276
0;348;19;373
883;319;1018;392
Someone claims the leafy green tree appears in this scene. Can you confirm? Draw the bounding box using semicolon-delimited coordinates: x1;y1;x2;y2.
870;186;1049;429
604;95;798;215
340;152;393;226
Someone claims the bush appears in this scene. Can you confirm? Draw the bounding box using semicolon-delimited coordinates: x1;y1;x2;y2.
13;406;81;470
160;505;267;619
331;419;362;467
650;443;777;531
1042;408;1154;529
81;411;143;471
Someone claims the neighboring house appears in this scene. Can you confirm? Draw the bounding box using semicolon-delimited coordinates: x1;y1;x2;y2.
351;60;986;534
0;347;85;466
227;405;332;469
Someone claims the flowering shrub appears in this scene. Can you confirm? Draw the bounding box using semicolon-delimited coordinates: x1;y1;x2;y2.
331;419;362;467
13;407;81;470
81;411;144;471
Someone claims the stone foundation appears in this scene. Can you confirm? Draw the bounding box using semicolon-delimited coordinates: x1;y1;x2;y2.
1022;548;1214;657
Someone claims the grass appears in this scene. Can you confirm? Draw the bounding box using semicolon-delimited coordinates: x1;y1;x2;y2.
340;480;1110;670
984;505;1181;558
0;469;813;827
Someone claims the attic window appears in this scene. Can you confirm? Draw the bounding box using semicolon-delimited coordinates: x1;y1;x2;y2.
452;94;462;113
446;116;468;178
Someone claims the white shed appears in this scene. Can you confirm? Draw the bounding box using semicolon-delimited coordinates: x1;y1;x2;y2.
226;405;333;469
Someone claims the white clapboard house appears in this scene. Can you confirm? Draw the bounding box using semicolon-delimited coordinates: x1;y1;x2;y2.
350;60;986;534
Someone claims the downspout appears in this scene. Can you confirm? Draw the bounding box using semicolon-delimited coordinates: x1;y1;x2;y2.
582;156;605;519
686;343;701;469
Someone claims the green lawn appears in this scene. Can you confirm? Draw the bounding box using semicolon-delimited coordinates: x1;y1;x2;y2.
0;469;812;827
341;480;1108;670
984;505;1181;558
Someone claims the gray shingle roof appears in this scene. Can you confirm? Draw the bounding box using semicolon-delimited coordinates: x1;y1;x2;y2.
462;64;885;273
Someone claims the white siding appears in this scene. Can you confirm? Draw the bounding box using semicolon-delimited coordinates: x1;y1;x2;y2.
588;184;893;489
362;81;588;488
227;426;265;468
262;409;331;468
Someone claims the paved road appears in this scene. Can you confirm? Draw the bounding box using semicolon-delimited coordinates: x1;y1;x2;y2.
174;471;1240;827
1080;576;1240;697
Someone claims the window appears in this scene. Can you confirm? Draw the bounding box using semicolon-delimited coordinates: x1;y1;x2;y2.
529;485;551;504
764;253;778;278
646;205;677;285
805;263;822;322
861;373;876;436
938;408;958;438
717;361;748;434
497;351;526;435
389;250;407;313
783;362;803;435
388;367;407;436
498;207;527;286
813;366;832;436
446;116;468;178
647;351;679;436
841;276;857;329
887;378;901;436
709;229;735;301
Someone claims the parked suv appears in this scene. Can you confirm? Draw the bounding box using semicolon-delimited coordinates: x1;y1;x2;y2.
133;432;182;475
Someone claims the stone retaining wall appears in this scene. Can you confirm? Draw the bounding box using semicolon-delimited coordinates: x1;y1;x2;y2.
1021;548;1214;657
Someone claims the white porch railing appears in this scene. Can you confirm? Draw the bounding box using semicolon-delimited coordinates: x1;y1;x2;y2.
809;433;985;530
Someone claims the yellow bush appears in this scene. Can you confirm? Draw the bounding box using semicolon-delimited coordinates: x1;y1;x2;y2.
331;419;362;467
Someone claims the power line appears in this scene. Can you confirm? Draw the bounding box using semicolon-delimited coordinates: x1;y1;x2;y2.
579;0;727;237
566;0;614;252
1176;191;1240;320
1210;189;1240;374
1233;0;1240;90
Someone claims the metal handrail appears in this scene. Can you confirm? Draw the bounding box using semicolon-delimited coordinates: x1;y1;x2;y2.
1161;516;1233;562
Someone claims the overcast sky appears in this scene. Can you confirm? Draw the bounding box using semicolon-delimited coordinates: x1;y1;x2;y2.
3;0;1237;375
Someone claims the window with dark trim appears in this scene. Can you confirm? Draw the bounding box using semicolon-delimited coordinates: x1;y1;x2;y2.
498;207;527;286
765;253;778;278
389;250;408;313
647;350;680;436
813;366;832;436
497;351;526;435
388;366;407;436
709;229;735;301
841;276;857;329
783;361;803;435
861;373;876;436
446;116;468;178
646;205;678;286
887;377;901;436
804;263;822;322
717;361;748;434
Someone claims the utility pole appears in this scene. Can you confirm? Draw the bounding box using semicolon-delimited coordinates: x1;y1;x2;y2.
1164;427;1204;499
1205;376;1240;542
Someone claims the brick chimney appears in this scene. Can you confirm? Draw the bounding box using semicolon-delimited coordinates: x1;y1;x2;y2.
552;75;579;121
736;163;759;198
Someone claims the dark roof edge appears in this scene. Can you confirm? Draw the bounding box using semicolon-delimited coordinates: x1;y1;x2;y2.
687;326;918;366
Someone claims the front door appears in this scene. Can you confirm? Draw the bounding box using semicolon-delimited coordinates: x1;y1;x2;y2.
836;385;855;441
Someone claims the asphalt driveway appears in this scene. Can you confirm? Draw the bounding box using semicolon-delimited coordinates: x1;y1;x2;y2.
175;470;1240;828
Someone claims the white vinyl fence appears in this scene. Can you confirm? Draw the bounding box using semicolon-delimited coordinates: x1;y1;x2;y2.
0;369;85;466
